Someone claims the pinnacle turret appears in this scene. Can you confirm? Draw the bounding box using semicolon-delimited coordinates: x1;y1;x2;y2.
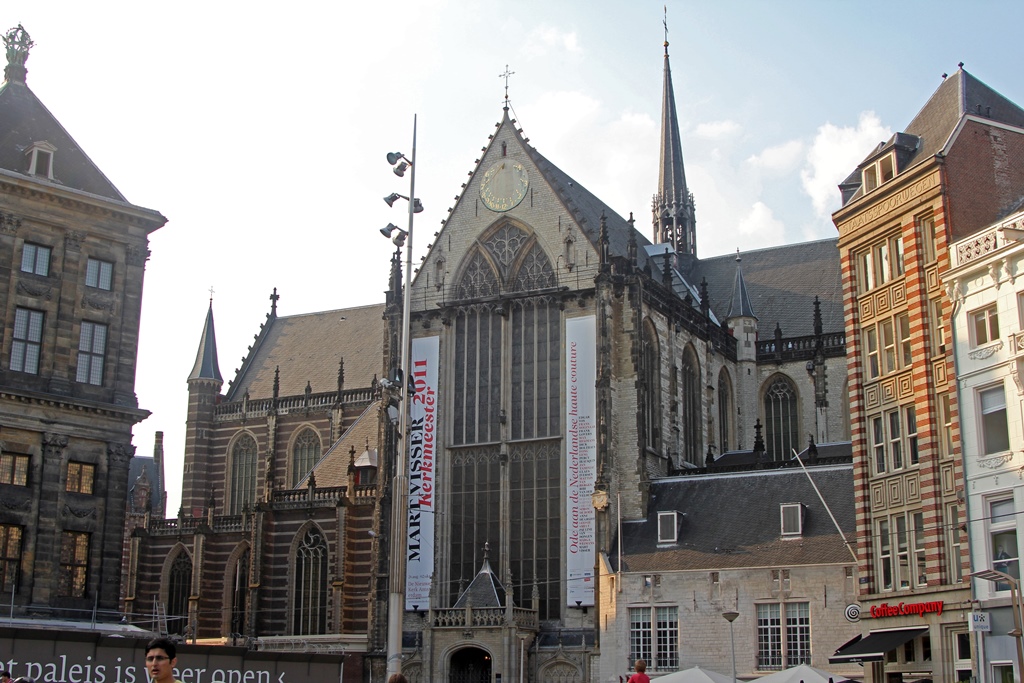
188;301;223;382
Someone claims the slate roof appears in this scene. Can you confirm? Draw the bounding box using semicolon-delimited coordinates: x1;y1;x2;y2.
693;239;844;337
227;302;385;400
843;68;1024;206
0;63;125;201
188;303;223;382
615;463;856;572
454;554;507;609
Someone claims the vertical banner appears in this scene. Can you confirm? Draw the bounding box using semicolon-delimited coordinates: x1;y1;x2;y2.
566;316;597;606
406;335;439;610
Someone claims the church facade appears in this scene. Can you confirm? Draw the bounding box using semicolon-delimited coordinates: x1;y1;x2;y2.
381;40;850;683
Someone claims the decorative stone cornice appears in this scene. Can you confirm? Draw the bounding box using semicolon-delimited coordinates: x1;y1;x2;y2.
968;341;1003;360
978;453;1013;469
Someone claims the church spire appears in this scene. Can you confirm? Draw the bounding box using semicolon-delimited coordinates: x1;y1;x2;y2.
652;10;696;259
727;250;757;320
188;299;223;382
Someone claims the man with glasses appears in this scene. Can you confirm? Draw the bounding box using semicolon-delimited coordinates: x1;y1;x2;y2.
145;638;182;683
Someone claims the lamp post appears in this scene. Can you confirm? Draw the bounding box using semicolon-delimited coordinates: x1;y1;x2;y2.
383;114;419;681
722;610;739;683
970;568;1024;680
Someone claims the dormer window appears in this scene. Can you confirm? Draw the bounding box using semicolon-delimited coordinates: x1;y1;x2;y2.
781;503;804;537
862;152;896;193
658;511;678;543
25;141;57;180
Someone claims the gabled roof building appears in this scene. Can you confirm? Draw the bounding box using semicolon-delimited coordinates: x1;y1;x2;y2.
0;25;165;623
832;66;1024;681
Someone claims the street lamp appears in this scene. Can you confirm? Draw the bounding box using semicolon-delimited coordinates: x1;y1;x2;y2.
722;610;739;683
382;114;421;681
970;568;1024;679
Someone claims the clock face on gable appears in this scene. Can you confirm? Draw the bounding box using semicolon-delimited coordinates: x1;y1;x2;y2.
479;160;529;212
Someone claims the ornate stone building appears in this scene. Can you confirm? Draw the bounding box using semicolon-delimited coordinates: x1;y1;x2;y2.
832;67;1024;682
0;26;166;621
125;297;385;681
376;37;850;683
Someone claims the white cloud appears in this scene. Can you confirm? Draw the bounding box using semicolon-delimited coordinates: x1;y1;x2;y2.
694;120;742;140
747;139;804;173
801;111;891;219
524;25;583;58
737;201;785;247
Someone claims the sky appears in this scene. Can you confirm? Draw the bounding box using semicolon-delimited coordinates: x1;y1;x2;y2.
6;1;1023;516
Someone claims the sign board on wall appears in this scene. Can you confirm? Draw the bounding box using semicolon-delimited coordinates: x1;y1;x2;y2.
565;316;596;607
0;631;346;683
406;335;439;610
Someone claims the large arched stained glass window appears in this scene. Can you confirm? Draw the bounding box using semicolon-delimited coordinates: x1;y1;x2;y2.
680;346;701;466
718;368;733;453
291;429;320;487
764;376;799;461
229;548;249;636
167;551;192;636
293;528;328;635
641;321;661;453
229;434;257;515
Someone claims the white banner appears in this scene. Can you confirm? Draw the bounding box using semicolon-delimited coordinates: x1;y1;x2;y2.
566;316;597;606
406;335;439;610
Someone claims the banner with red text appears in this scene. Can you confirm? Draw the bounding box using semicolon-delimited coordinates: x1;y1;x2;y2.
406;335;439;610
566;316;596;606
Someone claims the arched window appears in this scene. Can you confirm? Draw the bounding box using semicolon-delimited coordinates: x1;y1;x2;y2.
641;321;661;452
450;224;563;621
293;527;328;635
291;429;320;487
718;369;733;452
229;434;257;515
167;552;192;636
680;346;701;466
764;376;799;461
229;548;249;636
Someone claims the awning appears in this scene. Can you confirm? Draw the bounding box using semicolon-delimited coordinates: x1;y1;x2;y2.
830;627;928;663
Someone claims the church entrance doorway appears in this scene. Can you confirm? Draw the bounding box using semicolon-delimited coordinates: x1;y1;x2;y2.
449;646;491;683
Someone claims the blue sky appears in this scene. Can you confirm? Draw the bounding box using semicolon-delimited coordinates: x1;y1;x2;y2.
7;1;1022;514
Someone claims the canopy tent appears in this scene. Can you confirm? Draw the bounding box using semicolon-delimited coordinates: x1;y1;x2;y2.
753;663;848;683
651;666;737;683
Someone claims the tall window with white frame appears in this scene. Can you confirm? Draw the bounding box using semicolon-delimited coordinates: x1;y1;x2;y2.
629;606;678;671
980;385;1010;455
971;304;1000;347
785;602;811;666
293;527;328;635
76;321;106;385
85;258;113;290
11;308;44;374
990;499;1019;592
877;512;928;591
757;603;783;670
20;243;50;276
947;503;964;583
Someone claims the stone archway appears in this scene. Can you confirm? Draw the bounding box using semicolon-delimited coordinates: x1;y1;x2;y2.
449;646;491;683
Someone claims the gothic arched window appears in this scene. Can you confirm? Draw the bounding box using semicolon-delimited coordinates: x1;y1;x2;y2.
293;527;328;635
167;551;192;636
229;547;249;636
291;429;321;487
718;368;733;452
641;321;661;453
764;376;799;461
450;224;562;621
229;434;257;515
680;346;701;466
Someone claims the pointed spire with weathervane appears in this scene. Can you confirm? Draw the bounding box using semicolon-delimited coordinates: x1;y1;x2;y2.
188;290;223;383
652;9;697;260
727;249;757;320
